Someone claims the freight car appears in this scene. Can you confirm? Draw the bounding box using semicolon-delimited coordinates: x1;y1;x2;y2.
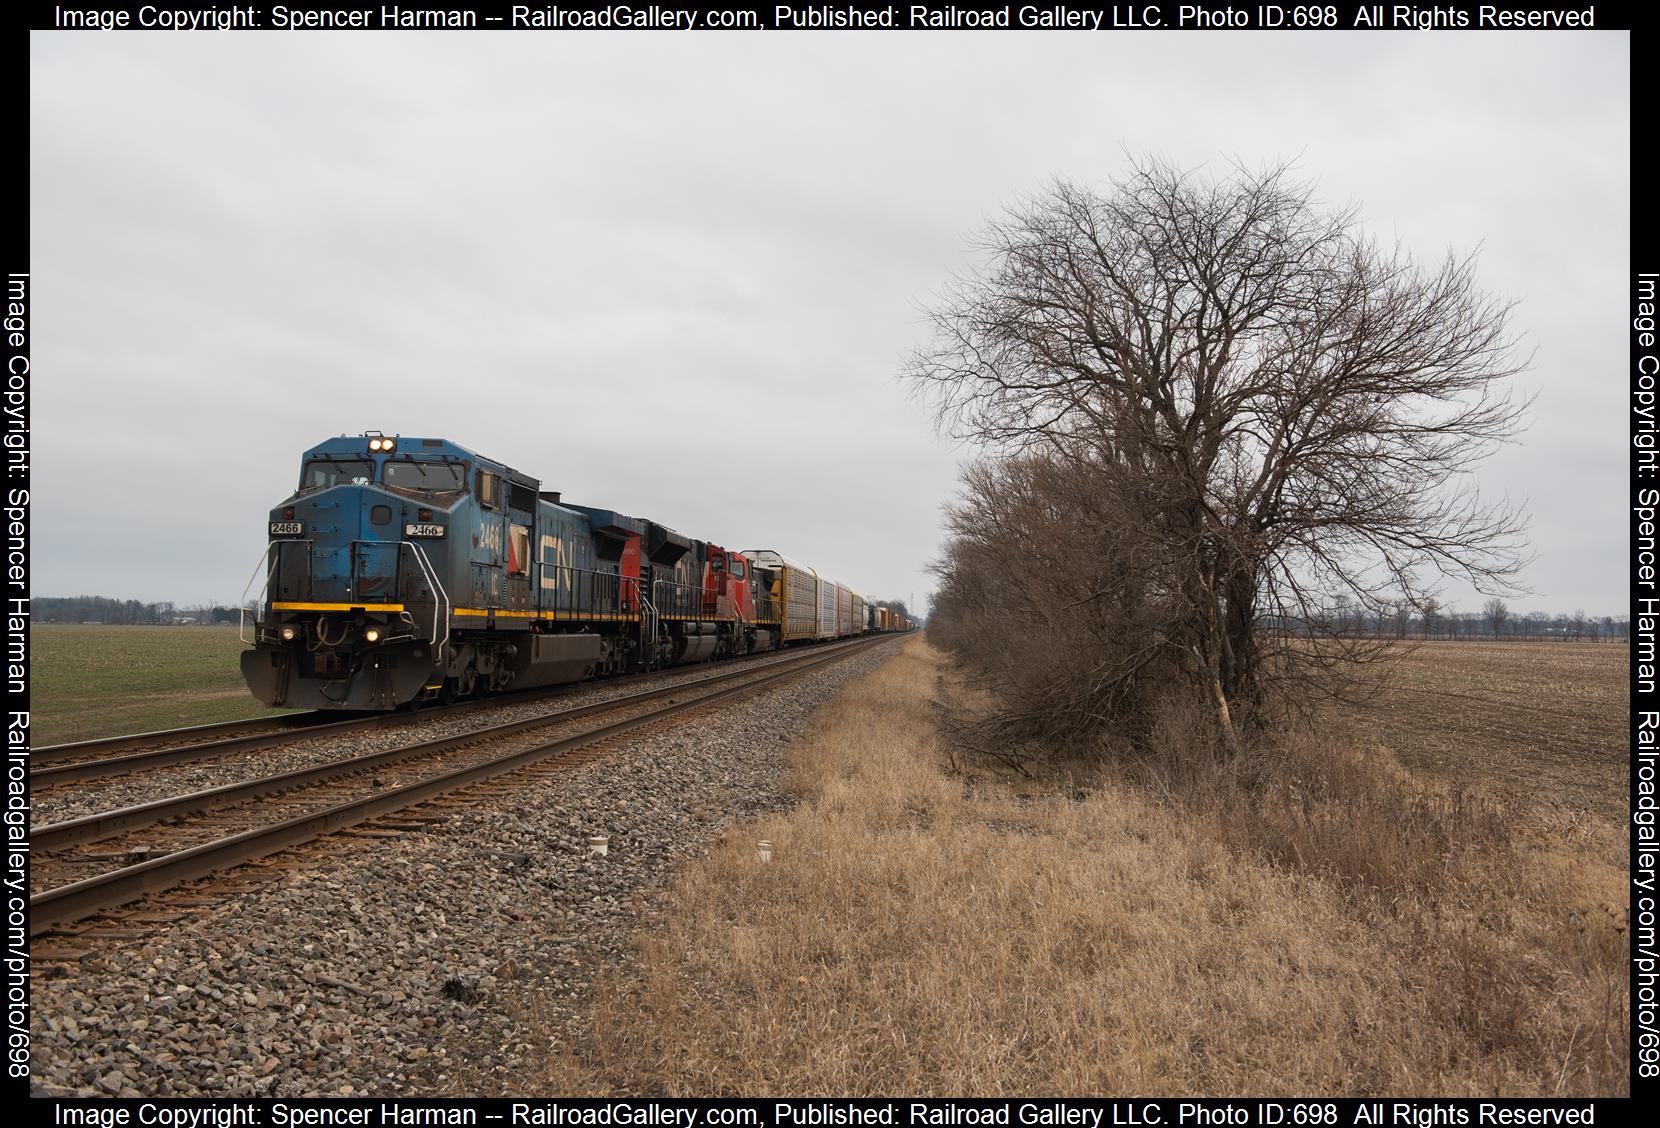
863;603;916;634
241;434;889;710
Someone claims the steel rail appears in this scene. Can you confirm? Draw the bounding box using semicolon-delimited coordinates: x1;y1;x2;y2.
35;638;876;850
31;636;877;787
30;636;891;934
31;713;326;766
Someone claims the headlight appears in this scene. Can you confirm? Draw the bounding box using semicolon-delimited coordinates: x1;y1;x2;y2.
280;626;297;641
364;628;381;643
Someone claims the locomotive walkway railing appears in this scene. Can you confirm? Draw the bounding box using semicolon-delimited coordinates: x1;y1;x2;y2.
651;578;714;620
537;564;631;620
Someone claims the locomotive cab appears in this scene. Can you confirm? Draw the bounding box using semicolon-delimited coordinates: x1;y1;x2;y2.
242;434;472;709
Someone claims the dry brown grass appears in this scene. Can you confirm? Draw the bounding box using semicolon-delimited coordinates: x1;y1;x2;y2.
535;638;1628;1096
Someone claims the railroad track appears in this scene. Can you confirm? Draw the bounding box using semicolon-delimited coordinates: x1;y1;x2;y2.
31;637;875;787
31;712;326;768
30;634;892;938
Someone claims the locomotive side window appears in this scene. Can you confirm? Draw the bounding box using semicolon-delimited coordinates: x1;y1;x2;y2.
476;471;500;509
299;459;374;492
383;460;465;497
733;560;746;579
508;524;530;576
507;482;537;512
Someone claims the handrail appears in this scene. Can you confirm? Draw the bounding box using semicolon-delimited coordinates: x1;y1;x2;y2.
403;541;450;657
239;538;448;656
651;576;719;619
639;591;659;672
239;539;312;645
730;599;749;651
539;563;628;618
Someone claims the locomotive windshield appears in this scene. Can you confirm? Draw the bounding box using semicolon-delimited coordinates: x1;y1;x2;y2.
383;459;466;498
298;459;374;491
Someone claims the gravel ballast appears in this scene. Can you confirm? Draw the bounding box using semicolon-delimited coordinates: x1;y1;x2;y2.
34;644;869;827
28;642;897;1097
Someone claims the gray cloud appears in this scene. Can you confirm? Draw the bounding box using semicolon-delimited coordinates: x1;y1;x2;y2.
30;31;1629;616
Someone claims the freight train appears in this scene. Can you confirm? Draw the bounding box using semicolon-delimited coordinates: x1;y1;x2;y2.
240;434;914;710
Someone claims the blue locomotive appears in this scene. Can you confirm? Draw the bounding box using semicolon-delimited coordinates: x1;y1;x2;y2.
241;433;793;710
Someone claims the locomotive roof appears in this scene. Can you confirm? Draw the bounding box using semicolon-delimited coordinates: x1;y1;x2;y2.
563;503;646;538
305;435;537;486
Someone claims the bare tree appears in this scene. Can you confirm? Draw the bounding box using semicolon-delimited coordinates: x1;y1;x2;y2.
1483;597;1510;639
911;158;1529;751
1391;600;1414;640
1419;595;1440;640
929;452;1174;751
1329;593;1354;637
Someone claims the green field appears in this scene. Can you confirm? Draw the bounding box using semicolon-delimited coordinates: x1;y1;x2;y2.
28;624;297;745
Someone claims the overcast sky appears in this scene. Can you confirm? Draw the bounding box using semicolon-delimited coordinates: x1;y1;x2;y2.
30;30;1628;617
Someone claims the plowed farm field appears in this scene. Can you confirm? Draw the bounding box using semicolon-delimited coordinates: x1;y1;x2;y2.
1338;641;1627;824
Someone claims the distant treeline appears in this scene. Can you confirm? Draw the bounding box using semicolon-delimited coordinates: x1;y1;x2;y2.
1274;600;1629;642
36;596;239;625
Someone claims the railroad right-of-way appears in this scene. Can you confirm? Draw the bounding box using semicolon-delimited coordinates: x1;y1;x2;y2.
31;635;889;936
29;635;902;1097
